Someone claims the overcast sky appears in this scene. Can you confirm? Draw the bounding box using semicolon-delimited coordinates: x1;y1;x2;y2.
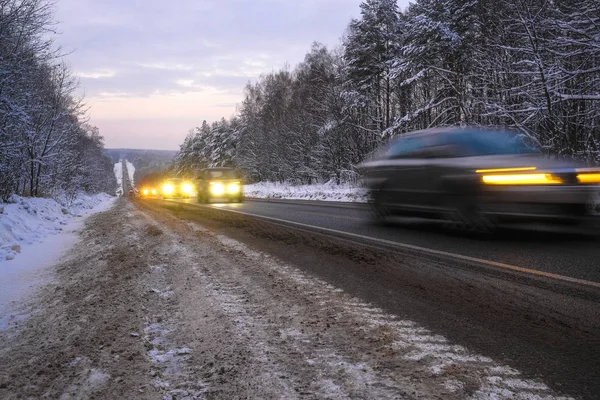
55;0;411;150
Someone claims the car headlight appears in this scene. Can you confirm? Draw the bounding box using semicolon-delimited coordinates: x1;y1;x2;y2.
182;182;193;194
163;183;174;194
577;173;600;184
481;173;563;185
227;182;241;194
151;189;157;195
142;189;149;195
210;182;225;196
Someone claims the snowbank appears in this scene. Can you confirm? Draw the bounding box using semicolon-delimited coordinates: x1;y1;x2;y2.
114;161;123;196
0;193;114;262
244;181;368;203
126;160;135;187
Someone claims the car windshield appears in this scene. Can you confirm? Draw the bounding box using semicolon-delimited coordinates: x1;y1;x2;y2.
445;130;539;156
207;170;238;179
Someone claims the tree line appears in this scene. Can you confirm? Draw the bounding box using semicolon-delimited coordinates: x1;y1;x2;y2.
0;0;116;201
172;0;600;184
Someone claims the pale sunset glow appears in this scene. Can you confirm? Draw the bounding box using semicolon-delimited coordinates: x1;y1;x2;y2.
54;0;375;150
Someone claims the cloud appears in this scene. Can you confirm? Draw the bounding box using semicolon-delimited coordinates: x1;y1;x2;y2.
53;0;410;149
78;69;117;79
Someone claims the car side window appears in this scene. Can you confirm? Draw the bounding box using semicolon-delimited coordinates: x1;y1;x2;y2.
421;143;464;158
386;136;426;159
427;133;471;158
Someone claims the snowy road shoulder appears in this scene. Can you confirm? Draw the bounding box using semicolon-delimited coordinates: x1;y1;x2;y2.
0;193;116;327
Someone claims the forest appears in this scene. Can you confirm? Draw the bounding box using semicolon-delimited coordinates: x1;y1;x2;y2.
172;0;600;184
0;0;115;201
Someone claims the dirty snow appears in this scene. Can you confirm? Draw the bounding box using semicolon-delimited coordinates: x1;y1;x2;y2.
182;218;576;400
244;181;367;202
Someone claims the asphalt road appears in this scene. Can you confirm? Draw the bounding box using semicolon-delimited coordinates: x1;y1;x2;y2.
173;198;600;285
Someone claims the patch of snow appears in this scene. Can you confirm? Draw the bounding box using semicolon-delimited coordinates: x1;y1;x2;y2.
216;234;263;258
0;193;115;329
444;379;464;392
244;181;368;203
125;160;135;188
86;369;110;388
176;347;192;355
0;193;114;262
114;160;123;196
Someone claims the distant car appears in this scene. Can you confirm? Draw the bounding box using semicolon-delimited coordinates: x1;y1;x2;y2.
140;187;157;197
161;178;194;199
357;127;600;232
196;168;243;203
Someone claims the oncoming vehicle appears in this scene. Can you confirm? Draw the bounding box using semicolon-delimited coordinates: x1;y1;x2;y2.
140;187;157;197
196;168;243;203
358;127;600;232
161;178;194;199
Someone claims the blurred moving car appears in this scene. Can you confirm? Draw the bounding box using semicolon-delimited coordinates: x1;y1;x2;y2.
358;127;600;232
140;187;157;197
161;178;194;199
196;168;243;203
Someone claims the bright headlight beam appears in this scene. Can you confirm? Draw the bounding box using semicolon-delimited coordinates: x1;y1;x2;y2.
228;183;240;194
163;184;174;194
210;183;225;196
481;173;563;185
577;173;600;184
182;183;193;194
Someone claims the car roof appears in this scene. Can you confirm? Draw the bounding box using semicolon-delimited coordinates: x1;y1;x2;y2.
391;126;513;141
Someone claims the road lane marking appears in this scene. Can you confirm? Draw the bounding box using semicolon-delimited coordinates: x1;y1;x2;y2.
166;199;600;289
280;208;364;221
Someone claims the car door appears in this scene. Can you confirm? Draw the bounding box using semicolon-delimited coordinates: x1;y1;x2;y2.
423;136;472;211
384;135;431;211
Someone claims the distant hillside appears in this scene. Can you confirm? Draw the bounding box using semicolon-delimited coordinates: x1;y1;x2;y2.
104;149;177;164
104;149;177;183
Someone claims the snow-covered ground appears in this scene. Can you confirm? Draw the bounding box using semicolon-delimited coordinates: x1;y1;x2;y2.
244;181;368;202
0;192;114;329
126;160;135;188
114;161;124;196
0;193;114;262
